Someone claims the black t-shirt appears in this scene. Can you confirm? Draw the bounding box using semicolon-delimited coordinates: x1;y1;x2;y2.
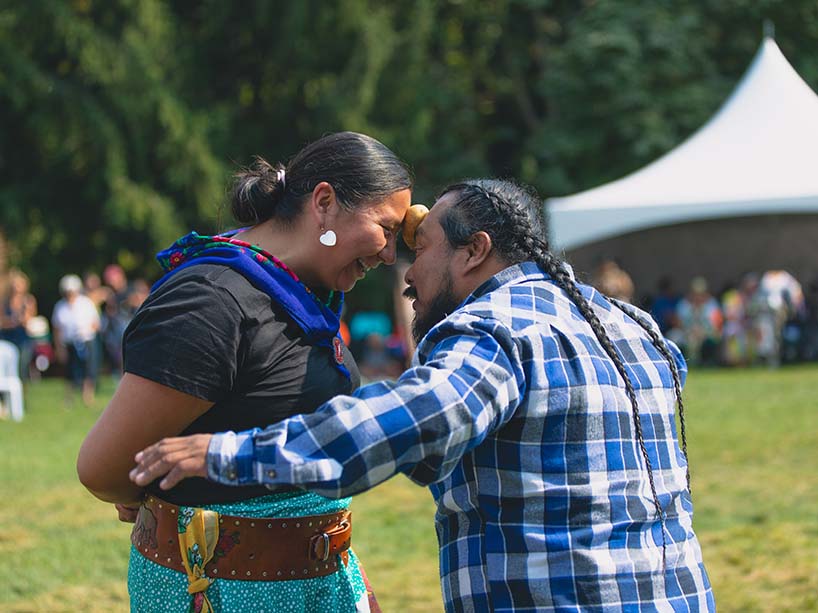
124;263;360;504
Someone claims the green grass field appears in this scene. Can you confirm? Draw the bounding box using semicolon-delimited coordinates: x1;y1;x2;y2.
1;367;817;612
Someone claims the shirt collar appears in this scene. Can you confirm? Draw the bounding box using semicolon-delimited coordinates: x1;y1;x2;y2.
461;260;576;307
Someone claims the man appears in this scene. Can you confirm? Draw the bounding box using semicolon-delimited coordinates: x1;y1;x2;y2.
132;179;714;611
52;274;100;406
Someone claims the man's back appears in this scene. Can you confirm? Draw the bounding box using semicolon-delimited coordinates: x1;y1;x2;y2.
417;262;714;612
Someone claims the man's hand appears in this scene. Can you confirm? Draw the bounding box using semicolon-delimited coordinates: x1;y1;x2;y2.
115;502;141;523
129;434;212;490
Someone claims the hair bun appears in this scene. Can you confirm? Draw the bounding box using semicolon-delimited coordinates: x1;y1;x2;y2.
230;157;286;224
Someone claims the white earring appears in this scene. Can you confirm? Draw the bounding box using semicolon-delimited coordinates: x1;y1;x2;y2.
319;229;337;247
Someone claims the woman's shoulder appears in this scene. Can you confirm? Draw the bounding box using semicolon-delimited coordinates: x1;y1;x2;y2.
159;262;247;287
156;263;254;298
149;263;277;322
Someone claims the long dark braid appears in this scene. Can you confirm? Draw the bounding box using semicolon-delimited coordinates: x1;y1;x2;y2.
610;298;690;494
439;179;676;565
533;246;667;566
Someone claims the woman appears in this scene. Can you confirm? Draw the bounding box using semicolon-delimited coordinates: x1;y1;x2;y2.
1;268;38;379
77;132;412;612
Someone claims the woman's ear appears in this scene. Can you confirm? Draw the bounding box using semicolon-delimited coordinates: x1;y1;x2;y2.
307;182;338;226
462;231;493;274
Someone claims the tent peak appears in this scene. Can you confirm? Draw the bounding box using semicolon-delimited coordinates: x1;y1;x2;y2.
763;19;775;40
547;32;818;250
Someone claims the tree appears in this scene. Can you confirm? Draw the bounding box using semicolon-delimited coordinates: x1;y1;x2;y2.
4;0;818;309
0;0;224;303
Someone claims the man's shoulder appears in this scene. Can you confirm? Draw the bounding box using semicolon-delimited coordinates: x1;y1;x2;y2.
77;294;97;309
52;299;68;317
464;273;653;338
466;275;570;324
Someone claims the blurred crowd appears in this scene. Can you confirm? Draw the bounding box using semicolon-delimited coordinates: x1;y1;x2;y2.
342;310;411;382
593;259;818;368
2;255;816;414
0;265;150;406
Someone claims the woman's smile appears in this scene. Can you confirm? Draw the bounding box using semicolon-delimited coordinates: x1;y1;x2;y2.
355;258;374;278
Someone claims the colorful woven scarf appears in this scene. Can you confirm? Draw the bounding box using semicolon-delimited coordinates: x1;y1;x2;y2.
153;230;350;379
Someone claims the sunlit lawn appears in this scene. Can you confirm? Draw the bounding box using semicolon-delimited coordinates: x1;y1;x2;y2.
1;366;817;612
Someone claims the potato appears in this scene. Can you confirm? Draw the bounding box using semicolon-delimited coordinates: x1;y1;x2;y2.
401;204;430;249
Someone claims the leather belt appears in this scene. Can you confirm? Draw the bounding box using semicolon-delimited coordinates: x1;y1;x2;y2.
131;495;352;581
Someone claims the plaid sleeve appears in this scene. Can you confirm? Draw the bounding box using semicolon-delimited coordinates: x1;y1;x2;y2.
207;313;526;498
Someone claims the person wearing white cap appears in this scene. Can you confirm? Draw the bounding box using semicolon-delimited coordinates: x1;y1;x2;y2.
52;273;100;406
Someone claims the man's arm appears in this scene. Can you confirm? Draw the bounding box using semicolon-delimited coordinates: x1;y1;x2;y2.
133;314;526;498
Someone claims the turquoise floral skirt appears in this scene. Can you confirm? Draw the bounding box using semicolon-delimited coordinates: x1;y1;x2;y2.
128;490;368;613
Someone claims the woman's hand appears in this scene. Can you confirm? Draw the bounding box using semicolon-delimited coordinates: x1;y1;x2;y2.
130;434;213;490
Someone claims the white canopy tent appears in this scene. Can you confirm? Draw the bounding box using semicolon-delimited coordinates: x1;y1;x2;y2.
547;37;818;251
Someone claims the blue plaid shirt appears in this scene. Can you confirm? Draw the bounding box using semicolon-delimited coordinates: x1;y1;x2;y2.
209;262;714;612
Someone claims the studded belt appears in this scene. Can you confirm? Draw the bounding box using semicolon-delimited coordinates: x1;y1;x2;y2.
131;495;352;581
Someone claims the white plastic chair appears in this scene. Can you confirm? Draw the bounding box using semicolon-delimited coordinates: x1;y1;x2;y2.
0;340;24;421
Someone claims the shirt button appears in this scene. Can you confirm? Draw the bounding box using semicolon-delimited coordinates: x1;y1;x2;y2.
266;469;277;479
227;470;237;480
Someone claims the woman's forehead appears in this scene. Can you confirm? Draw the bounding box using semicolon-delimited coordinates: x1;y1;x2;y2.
371;189;411;219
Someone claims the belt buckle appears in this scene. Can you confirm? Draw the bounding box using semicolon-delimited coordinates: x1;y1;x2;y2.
310;515;350;561
310;530;332;561
319;532;331;562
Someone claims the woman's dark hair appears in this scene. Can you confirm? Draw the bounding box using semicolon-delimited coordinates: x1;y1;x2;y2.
438;178;690;566
230;132;413;224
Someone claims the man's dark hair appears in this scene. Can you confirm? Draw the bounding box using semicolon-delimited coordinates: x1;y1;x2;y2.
438;178;691;565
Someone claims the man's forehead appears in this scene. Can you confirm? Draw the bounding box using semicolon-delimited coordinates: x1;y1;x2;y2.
416;194;455;240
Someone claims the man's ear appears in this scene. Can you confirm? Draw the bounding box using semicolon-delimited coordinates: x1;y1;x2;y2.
462;231;493;274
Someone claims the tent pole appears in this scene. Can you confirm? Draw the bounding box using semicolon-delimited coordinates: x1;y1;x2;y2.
763;19;775;40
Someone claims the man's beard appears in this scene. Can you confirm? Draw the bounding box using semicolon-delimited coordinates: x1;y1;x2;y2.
411;272;460;345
